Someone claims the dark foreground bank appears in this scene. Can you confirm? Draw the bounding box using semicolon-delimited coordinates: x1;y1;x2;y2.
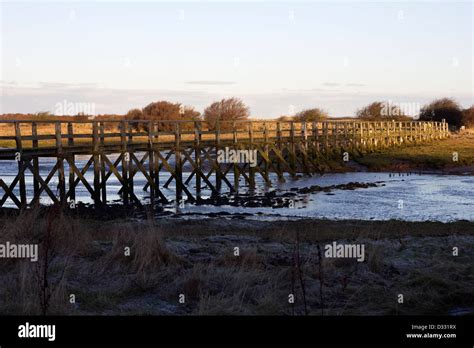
0;208;473;316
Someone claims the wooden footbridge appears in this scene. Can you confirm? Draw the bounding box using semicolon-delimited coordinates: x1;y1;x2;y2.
0;119;448;208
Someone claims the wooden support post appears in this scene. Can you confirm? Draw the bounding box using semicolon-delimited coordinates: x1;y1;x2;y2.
363;122;367;151
15;122;27;207
323;122;329;152
392;120;400;146
248;122;256;189
195;121;202;198
302;121;308;151
153;123;160;200
400;121;407;143
276;122;283;181
351;122;356;152
343;122;349;150
175;123;183;203
391;120;396;146
369;122;373;151
92;122;101;206
289;121;297;171
399;121;403;144
32;122;40;199
263;122;270;183
312;121;319;153
377;122;380;148
67;122;75;203
232;121;239;192
127;122;134;199
147;121;155;203
215;119;222;193
300;121;310;173
55;122;66;205
120;120;129;205
99;122;107;204
373;122;378;149
364;122;368;150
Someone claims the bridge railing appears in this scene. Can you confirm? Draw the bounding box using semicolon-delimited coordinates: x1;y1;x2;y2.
0;119;450;208
0;119;449;154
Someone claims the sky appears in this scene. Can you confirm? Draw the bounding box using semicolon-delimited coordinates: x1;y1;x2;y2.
0;0;472;118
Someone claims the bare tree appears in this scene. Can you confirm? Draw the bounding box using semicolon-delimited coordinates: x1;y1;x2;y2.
203;98;250;130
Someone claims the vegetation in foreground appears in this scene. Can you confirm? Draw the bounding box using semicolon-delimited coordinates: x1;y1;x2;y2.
0;208;472;316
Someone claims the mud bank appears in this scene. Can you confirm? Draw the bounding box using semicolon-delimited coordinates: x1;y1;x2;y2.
0;181;385;219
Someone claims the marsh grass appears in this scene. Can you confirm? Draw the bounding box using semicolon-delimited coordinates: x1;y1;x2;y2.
354;133;474;170
99;220;178;274
0;210;472;315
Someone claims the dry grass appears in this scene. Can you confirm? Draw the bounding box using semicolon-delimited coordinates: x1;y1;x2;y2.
0;210;472;315
99;219;179;274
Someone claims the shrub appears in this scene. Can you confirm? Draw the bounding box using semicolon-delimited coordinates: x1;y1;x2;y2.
276;115;293;122
125;108;143;120
356;102;411;121
462;106;474;128
294;108;328;122
126;101;200;131
124;108;143;130
203;98;250;130
419;98;463;128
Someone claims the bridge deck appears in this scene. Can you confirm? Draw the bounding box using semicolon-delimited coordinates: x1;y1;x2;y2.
0;119;449;208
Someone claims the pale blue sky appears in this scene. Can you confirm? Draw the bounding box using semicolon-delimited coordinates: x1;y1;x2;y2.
1;1;472;117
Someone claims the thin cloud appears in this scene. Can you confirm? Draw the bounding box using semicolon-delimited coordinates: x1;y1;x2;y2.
281;88;340;93
0;80;18;87
38;82;101;89
1;82;472;118
322;82;366;88
186;80;236;86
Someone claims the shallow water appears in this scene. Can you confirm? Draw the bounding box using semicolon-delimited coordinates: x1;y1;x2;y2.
0;155;473;222
185;172;474;222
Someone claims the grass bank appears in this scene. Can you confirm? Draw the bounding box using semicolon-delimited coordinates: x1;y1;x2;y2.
352;132;474;172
